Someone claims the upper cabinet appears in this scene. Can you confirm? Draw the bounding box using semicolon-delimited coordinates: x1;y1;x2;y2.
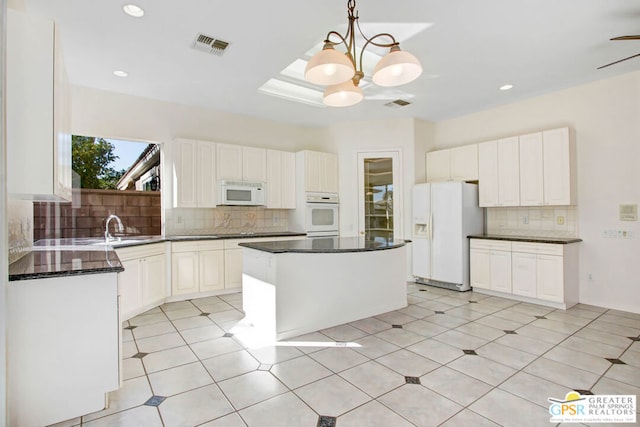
478;138;520;207
216;144;267;182
542;127;576;206
266;150;296;209
478;128;575;207
7;10;71;201
299;151;338;193
425;145;478;182
173;139;217;208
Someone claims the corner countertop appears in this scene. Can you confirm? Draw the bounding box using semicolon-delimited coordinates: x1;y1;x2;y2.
9;232;307;281
239;237;406;253
468;234;583;244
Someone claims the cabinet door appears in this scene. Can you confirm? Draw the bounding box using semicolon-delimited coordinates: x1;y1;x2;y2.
199;250;225;292
511;252;537;297
173;139;198;208
242;147;267;182
7;10;71;201
490;250;512;293
497;137;520;206
171;252;199;296
536;255;564;302
197;141;217;207
321;152;339;193
304;151;322;192
142;254;166;306
118;259;142;321
478;141;498;207
224;248;244;288
470;249;491;290
281;151;296;209
266;150;282;208
217;144;243;181
518;132;544;206
426;149;451;182
450;145;478;181
543;127;572;205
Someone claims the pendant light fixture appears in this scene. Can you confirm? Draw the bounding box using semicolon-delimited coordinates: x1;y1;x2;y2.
305;0;422;107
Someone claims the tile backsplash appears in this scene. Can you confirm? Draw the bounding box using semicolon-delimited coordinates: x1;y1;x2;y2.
8;198;34;264
486;206;578;238
164;206;290;236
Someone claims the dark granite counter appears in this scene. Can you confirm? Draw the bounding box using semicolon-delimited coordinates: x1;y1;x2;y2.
11;232;307;281
9;248;124;281
239;236;406;253
468;234;582;244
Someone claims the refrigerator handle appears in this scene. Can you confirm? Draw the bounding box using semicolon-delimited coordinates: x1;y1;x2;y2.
428;213;433;239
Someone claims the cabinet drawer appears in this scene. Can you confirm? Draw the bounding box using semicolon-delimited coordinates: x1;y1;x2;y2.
116;243;166;261
511;242;563;256
172;240;223;253
470;239;511;251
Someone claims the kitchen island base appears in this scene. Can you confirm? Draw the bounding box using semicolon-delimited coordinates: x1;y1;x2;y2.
241;240;407;342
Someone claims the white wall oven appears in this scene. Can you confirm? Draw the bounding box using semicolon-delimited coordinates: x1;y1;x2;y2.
305;192;339;237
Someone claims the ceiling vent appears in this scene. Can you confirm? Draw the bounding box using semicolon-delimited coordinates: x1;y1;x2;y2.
385;99;412;108
192;33;230;56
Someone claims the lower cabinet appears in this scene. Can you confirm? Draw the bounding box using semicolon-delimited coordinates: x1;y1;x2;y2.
116;243;167;321
470;239;512;292
171;240;225;296
470;238;578;308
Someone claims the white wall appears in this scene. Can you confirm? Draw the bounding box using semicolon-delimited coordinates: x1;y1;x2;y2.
326;117;434;240
433;70;640;313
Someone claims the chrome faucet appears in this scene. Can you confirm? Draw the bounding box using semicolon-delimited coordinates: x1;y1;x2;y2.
105;214;124;242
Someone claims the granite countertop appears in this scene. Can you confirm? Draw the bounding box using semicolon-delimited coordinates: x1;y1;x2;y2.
8;248;124;281
10;232;307;281
239;237;406;253
468;234;583;244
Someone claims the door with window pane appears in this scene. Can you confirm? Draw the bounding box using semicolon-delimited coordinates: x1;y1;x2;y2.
358;151;402;242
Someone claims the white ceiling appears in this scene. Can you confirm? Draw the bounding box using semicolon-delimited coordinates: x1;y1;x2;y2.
19;0;640;128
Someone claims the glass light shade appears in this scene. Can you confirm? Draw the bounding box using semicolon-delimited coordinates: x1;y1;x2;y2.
305;45;355;86
323;80;364;107
372;47;423;87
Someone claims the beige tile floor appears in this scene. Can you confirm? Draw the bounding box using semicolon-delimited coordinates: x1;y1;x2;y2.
51;283;640;427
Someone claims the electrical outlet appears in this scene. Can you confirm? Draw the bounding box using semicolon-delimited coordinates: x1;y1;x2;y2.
557;216;565;225
603;230;634;238
588;273;593;281
272;214;279;225
523;216;529;224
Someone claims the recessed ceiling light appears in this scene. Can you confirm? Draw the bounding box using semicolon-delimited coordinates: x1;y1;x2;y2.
122;4;144;18
500;84;514;91
113;70;128;77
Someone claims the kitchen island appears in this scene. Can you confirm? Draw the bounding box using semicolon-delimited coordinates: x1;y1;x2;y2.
238;237;407;342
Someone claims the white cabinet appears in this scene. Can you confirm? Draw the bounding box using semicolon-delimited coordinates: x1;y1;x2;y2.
497;137;520;206
471;239;579;308
299;151;338;193
116;243;167;321
171;241;225;296
426;149;451;182
266;149;296;209
173;139;217;208
518;132;544;206
7;10;71;201
217;144;267;182
470;239;512;292
478;138;519;207
450;145;479;181
426;145;478;182
543;127;576;205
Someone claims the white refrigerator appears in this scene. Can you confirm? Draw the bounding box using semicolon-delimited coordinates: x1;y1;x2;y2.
412;182;484;291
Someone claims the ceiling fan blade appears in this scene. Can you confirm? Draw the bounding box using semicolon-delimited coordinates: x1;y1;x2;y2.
611;35;640;41
597;53;640;69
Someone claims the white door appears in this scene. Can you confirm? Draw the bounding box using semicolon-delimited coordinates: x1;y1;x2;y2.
199;250;225;292
511;252;537;297
536;255;564;302
490;250;512;293
431;182;463;283
197;141;217;207
543;127;572;205
518;132;543;206
357;150;402;240
142;254;166;305
470;249;491;289
497;136;520;206
478;140;498;207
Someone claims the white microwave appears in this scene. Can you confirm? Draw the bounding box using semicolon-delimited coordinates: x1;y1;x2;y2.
218;180;265;206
